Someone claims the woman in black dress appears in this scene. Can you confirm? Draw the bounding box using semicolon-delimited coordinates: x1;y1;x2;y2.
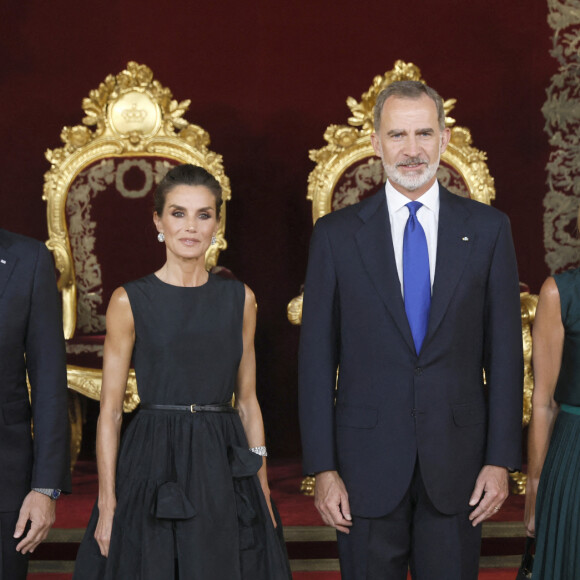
74;164;291;579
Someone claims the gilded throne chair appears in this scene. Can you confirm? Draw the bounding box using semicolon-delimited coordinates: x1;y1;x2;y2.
43;62;232;466
288;60;537;495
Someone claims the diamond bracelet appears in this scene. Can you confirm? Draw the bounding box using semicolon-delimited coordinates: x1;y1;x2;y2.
250;446;268;457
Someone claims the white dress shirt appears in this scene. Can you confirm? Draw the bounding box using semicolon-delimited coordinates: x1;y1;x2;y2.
385;179;439;297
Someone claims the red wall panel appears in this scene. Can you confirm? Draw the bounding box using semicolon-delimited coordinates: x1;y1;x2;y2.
0;0;553;455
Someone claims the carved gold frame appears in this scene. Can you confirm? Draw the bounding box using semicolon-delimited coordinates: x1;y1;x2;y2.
505;291;539;494
43;63;233;451
289;61;496;324
44;61;231;340
306;60;495;225
291;61;536;495
67;365;140;413
520;293;538;429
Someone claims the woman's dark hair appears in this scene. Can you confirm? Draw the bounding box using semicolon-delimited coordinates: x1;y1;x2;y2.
154;164;223;217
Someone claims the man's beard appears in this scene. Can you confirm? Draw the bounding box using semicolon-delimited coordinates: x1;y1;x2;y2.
383;154;440;192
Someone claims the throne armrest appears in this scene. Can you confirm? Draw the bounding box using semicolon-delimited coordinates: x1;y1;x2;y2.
67;365;140;413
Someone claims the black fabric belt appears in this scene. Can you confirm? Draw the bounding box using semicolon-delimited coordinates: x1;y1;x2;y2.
140;403;237;414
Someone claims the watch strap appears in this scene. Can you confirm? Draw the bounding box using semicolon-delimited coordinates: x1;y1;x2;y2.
32;488;61;500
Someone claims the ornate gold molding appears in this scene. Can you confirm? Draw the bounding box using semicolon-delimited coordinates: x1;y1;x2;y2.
44;62;231;339
509;471;527;495
290;61;496;326
287;293;303;326
306;60;495;225
520;292;538;428
507;291;539;496
67;365;140;413
300;475;316;496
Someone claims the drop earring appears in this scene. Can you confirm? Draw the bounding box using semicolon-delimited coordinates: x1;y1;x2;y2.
211;235;217;246
157;232;165;243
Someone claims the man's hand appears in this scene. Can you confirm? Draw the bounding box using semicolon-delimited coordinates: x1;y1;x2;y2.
14;490;56;554
468;465;508;527
314;470;353;534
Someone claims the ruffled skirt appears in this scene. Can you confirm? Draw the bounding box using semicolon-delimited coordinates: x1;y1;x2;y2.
73;410;291;580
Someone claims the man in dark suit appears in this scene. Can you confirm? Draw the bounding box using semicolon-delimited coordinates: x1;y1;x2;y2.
298;81;523;579
0;228;70;578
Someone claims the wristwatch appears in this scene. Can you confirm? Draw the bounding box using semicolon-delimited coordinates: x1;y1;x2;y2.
33;488;61;500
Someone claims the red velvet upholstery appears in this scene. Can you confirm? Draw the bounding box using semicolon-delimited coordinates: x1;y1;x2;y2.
65;156;177;367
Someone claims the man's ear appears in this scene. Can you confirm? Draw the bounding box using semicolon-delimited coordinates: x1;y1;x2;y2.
371;132;382;158
440;127;451;154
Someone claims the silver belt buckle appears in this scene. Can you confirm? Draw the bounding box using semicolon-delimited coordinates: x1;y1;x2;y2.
190;404;196;413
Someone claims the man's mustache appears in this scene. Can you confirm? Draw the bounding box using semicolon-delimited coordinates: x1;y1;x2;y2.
396;157;428;167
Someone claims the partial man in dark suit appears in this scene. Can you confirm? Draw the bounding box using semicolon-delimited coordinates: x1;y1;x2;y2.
298;81;523;579
0;229;70;578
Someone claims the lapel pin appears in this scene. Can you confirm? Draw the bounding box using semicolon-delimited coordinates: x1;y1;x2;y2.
462;237;469;242
0;259;5;264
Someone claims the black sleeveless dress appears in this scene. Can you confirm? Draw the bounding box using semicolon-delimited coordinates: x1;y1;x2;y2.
73;273;292;580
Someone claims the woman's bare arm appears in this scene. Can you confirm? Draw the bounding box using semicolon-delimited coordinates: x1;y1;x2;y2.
524;277;564;536
94;287;135;555
234;285;276;526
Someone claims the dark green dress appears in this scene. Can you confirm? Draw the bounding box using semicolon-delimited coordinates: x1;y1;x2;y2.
534;268;580;579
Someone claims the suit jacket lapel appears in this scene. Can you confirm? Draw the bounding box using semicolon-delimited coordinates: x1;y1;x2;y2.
424;188;473;347
0;230;17;300
355;189;416;354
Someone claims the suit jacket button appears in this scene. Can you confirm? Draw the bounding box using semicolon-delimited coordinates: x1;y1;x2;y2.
414;367;423;376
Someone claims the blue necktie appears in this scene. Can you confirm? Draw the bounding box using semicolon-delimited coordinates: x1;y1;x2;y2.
403;201;431;354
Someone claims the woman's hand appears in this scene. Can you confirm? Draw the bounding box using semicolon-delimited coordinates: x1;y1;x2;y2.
94;502;116;557
260;480;277;528
524;478;538;538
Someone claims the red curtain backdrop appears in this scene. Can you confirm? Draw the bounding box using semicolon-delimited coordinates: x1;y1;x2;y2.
0;0;553;456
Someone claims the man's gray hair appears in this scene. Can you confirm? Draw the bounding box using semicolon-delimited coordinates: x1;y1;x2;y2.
373;80;446;132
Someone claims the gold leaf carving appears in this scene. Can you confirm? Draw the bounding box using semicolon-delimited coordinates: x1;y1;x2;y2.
292;59;497;328
287;294;304;326
61;126;92;149
449;126;472;148
323;125;359;148
302;61;494;223
346;60;424;132
44;62;232;339
67;365;140;412
179;124;211;148
520;292;538;427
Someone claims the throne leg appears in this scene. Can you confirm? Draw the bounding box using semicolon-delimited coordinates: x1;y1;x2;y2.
509;470;527;495
68;391;83;470
301;475;316;496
